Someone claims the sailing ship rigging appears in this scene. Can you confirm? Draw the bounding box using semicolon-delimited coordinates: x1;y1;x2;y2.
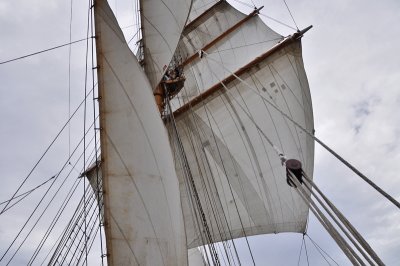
0;0;399;265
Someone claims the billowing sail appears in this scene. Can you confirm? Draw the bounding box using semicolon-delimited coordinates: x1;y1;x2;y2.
94;0;187;264
169;1;314;248
141;0;192;89
173;1;283;100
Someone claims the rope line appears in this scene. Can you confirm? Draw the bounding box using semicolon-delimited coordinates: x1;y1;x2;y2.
166;92;221;265
306;234;339;266
0;85;95;215
0;175;55;208
303;235;310;266
28;132;98;265
287;172;363;265
297;237;304;266
282;0;299;30
259;13;297;31
0;38;88;65
302;173;384;265
2;120;97;265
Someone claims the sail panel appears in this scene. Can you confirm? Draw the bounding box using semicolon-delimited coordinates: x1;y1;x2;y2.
95;0;187;264
187;0;220;23
181;1;247;56
141;0;192;89
172;40;314;248
174;1;283;103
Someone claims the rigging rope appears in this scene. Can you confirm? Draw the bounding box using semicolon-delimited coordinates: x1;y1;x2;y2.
303;234;310;266
0;38;88;65
0;175;55;210
28;136;99;265
50;178;99;266
165;91;221;266
47;190;90;264
167;124;218;266
1;118;97;264
0;85;95;215
203;100;255;266
297;237;304;266
180;116;241;265
306;234;338;266
301;178;375;265
259;13;297;31
181;50;265;264
302;173;384;265
282;0;299;30
287;172;364;265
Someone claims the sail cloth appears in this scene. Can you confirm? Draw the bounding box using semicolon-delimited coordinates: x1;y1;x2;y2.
170;2;314;248
94;0;187;265
174;1;283;101
141;0;192;89
186;0;219;22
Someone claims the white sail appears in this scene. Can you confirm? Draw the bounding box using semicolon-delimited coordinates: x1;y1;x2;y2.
141;0;192;89
94;0;187;264
174;1;283;101
169;1;314;248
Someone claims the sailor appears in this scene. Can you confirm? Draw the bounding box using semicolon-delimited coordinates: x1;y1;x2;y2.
168;68;176;80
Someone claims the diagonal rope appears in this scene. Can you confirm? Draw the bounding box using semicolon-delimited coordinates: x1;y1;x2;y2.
297;236;304;266
303;234;310;266
282;0;299;30
0;38;88;65
0;85;95;215
0;175;55;209
287;172;363;265
165;93;221;266
306;234;339;266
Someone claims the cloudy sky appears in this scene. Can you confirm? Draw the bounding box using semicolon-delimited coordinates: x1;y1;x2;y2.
0;0;399;265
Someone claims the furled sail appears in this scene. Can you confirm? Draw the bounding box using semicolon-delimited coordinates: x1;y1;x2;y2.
140;0;192;89
94;0;187;264
168;1;314;248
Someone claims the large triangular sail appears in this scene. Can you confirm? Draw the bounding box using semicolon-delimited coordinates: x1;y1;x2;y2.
94;0;187;264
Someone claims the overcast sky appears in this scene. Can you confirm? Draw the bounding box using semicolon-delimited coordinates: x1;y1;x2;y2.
0;0;399;265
